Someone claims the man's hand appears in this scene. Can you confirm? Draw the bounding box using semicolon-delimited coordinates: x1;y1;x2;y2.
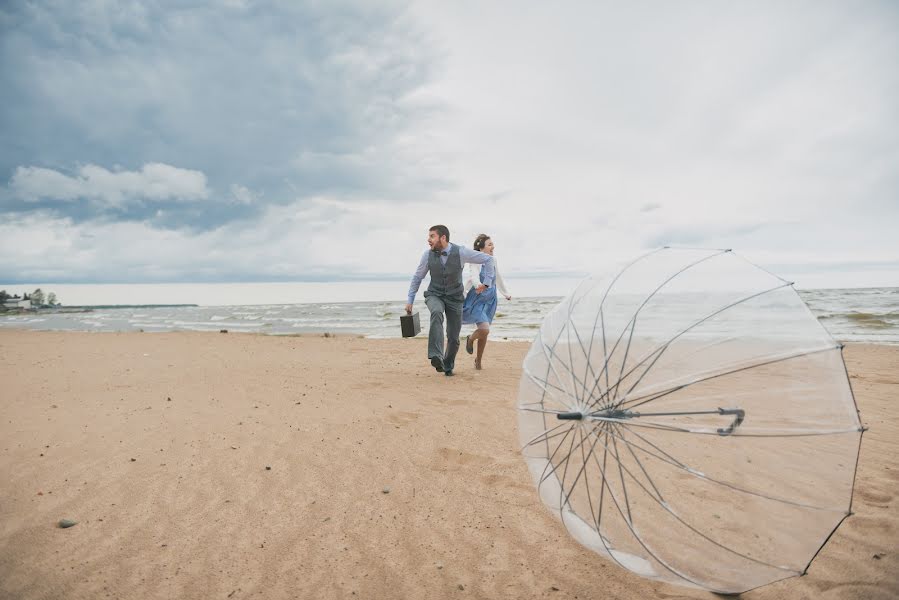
475;284;487;294
405;303;413;314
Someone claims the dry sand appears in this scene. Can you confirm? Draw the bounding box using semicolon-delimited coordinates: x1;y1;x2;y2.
0;330;896;599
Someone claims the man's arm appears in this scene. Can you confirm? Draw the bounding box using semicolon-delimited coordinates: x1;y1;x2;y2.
406;251;430;312
459;247;495;287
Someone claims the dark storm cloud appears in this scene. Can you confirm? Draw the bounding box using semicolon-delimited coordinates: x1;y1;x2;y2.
0;0;437;228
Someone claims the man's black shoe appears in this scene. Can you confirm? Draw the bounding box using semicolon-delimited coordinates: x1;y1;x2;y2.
430;357;445;372
465;335;474;355
444;369;454;376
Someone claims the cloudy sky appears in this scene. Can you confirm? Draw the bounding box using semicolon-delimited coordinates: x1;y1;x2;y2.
1;0;897;288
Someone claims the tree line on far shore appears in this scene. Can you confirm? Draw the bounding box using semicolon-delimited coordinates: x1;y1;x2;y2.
0;288;60;307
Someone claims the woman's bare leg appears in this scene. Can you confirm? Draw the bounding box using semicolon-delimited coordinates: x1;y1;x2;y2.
474;324;489;369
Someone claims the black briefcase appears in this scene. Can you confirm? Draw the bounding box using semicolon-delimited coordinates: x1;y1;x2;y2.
400;312;421;337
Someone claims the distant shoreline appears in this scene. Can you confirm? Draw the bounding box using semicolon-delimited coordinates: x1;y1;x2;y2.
0;304;199;313
62;304;199;309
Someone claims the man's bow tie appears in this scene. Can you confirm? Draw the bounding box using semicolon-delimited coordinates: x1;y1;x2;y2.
433;250;448;256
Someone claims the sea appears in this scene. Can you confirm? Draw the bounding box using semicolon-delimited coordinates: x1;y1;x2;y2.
1;281;897;345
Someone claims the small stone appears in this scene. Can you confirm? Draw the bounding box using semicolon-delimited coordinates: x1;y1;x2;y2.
220;329;228;333
231;446;238;450
130;458;136;462
58;519;77;528
551;586;560;591
167;397;172;401
873;553;883;559
265;466;271;470
436;563;443;570
457;584;464;591
382;487;391;494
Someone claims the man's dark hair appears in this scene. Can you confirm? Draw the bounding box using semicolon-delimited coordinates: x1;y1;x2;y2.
429;224;450;242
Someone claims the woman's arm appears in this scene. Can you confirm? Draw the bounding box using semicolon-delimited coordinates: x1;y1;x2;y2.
464;262;482;295
495;261;511;299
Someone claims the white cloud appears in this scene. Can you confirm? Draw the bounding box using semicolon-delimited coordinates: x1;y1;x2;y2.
10;163;209;206
229;184;259;205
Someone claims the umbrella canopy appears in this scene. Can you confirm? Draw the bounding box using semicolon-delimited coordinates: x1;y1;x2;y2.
517;248;863;594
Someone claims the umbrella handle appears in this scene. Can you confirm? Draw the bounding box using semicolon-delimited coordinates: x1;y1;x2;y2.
716;408;745;436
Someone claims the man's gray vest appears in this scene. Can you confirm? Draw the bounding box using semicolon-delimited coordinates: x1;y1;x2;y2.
425;244;464;299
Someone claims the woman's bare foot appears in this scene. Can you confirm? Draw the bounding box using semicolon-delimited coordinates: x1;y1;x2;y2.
474;358;482;370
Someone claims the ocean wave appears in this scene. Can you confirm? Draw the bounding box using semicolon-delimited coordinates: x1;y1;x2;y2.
842;312;897;328
168;320;269;328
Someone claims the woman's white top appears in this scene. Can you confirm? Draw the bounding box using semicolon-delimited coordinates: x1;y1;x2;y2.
464;258;511;297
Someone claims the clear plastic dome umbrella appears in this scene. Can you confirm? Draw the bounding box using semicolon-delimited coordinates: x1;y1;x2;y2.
517;248;864;594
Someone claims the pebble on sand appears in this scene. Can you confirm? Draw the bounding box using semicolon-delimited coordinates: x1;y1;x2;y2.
382;486;391;494
58;519;77;528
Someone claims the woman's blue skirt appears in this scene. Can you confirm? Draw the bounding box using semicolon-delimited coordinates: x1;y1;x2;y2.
462;285;498;325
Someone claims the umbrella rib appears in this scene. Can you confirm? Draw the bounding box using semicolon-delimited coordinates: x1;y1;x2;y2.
569;312;606;408
523;368;572;398
534;328;576;457
610;425;634;523
583;249;730;409
539;330;586;406
586;422;637;574
520;422;572;450
577;424;601;539
557;419;583;515
580;299;604;409
586;342;669;413
576;248;670;410
621;428;665;504
565;299;581;406
542;338;594;406
583;428;715;589
536;423;581;491
585;427;801;574
616;344;839;412
611;319;638;406
586;280;794;412
609;425;847;512
520;407;573;416
578;306;613;409
558;423;607;521
601;308;611;404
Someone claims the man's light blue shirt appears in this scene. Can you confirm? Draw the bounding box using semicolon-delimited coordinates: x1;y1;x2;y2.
407;243;495;305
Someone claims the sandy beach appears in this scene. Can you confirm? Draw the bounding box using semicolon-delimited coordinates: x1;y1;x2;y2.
0;330;896;600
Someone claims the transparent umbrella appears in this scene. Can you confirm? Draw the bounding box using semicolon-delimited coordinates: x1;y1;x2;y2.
517;248;864;594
